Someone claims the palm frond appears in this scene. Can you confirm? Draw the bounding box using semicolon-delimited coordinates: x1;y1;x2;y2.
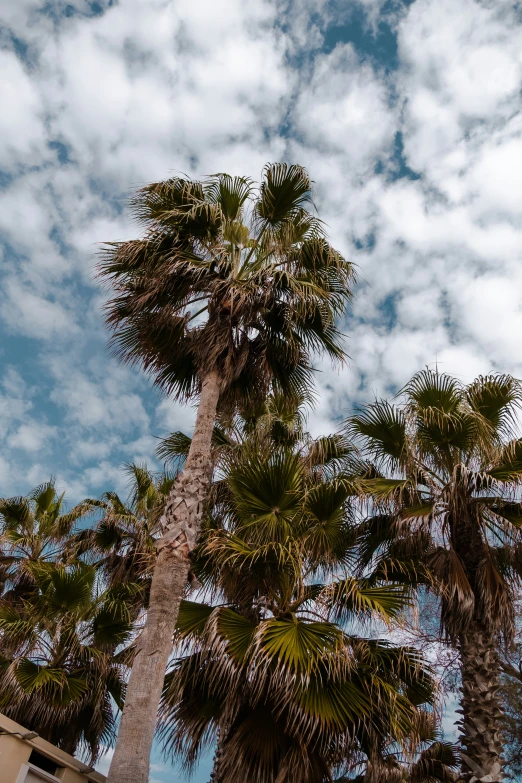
255;617;344;674
403;370;462;414
321;578;411;624
466;374;522;440
255;163;314;226
347;402;407;466
176;600;214;639
204;173;255;222
409;741;459;782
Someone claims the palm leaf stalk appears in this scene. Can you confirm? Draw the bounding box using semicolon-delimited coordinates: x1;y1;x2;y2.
99;163;355;783
347;371;522;782
158;402;436;783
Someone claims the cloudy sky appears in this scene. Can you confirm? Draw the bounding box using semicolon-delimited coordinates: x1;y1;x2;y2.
1;0;522;778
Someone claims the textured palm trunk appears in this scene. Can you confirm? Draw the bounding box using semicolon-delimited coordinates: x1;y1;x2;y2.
106;370;221;783
208;725;226;783
457;620;504;783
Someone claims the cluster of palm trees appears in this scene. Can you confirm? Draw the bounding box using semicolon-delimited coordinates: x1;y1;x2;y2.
0;469;168;761
2;164;522;783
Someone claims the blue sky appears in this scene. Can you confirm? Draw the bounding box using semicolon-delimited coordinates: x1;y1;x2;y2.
1;0;522;779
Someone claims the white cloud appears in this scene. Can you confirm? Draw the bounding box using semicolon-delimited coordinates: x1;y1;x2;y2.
0;386;31;431
470;137;522;218
123;435;160;468
441;694;460;742
0;455;12;494
0;278;78;339
47;355;150;435
294;43;395;165
0;0;519;453
73;438;115;462
155;397;196;435
82;461;128;491
0;50;47;170
150;763;168;774
398;0;522;176
7;421;57;453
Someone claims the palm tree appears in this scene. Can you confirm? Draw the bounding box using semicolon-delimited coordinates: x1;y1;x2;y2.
99;163;355;783
348;371;522;782
158;415;436;783
0;481;92;603
70;464;175;615
0;561;133;764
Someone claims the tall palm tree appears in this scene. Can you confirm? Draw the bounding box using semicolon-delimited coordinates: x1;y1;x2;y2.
99;163;355;783
0;481;91;603
0;561;133;764
158;414;436;783
347;371;522;782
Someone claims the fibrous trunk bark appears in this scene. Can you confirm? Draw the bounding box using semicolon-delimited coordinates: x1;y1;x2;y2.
457;620;504;783
208;724;226;783
106;370;221;783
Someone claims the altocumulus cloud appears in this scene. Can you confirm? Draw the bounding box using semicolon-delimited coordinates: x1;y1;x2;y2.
1;0;522;777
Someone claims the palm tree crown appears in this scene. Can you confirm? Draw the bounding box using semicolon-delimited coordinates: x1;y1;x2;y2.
99;163;354;408
0;481;91;602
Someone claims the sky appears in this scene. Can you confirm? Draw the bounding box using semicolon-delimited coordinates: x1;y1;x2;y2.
1;0;522;779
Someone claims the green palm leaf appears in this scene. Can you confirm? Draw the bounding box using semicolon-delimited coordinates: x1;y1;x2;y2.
322;578;411;623
216;608;256;663
0;605;35;642
348;402;407;465
403;370;462;413
91;607;133;649
256;617;343;673
156;432;193;466
204;173;254;222
409;740;459;782
228;451;304;539
294;673;371;726
255;163;314;226
176;600;214;639
466;374;522;440
357;478;414;501
44;565;95;613
14;659;88;704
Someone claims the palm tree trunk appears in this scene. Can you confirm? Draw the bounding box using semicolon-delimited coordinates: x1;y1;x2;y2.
457;620;504;783
106;369;221;783
208;725;225;783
